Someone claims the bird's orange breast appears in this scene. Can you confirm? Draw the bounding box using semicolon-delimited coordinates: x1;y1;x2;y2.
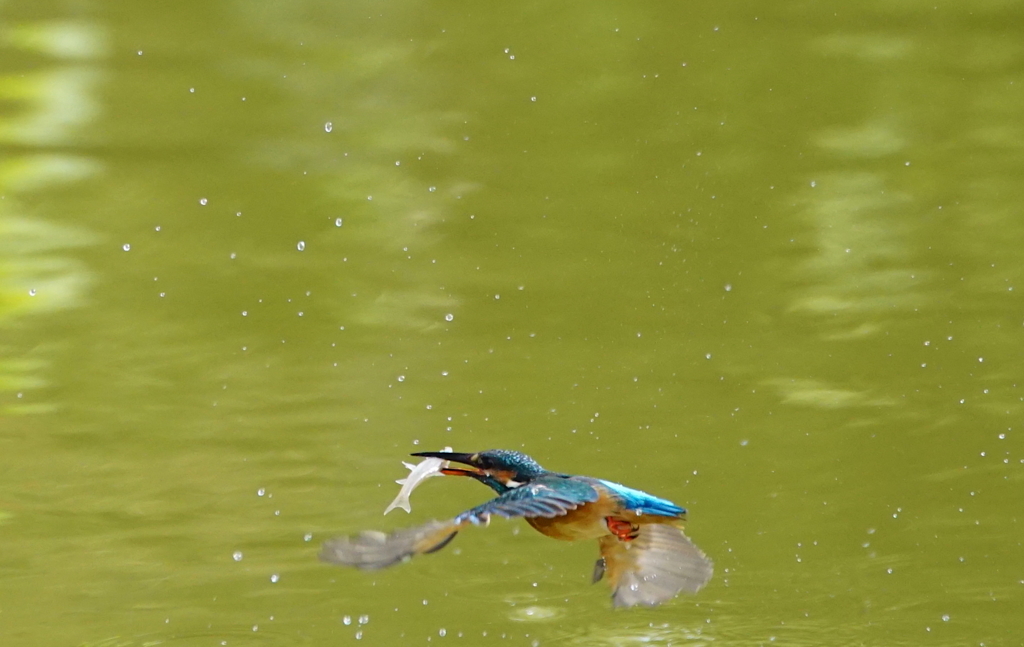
526;489;684;542
525;490;625;541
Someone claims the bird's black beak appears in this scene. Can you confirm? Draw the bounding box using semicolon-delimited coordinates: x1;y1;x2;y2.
411;451;477;464
411;451;481;477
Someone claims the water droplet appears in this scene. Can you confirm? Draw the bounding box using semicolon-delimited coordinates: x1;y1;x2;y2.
199;198;208;206
941;614;950;622
232;551;243;561
242;311;248;317
705;353;712;360
358;615;369;625
342;616;352;625
122;244;131;251
297;241;305;251
724;283;732;292
270;574;279;583
335;218;343;227
397;375;405;382
428;186;437;192
355;631;362;640
445;313;454;322
439;629;447;637
28;289;36;296
304;533;313;542
252;625;258;632
257;488;265;496
324;122;333;133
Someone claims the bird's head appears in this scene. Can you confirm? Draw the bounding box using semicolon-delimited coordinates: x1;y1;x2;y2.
411;449;548;488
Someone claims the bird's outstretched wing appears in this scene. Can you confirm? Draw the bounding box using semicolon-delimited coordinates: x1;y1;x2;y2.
320;478;599;570
320;519;460;570
595;524;713;608
454;477;599;525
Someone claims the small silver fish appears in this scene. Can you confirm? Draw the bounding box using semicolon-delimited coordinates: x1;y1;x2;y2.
383;446;453;515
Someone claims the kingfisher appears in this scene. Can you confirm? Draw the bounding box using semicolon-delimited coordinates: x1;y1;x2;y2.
319;449;712;607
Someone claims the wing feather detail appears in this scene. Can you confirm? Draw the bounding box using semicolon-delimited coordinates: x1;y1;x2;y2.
319;519;461;570
598;524;713;607
454;478;599;525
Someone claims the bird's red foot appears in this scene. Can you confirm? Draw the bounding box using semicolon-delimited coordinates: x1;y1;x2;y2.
605;517;640;541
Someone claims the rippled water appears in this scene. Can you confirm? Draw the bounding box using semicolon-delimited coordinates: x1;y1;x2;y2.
1;1;1022;645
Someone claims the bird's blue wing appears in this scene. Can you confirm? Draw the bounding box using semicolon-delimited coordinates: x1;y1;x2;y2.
454;477;599;525
596;479;685;518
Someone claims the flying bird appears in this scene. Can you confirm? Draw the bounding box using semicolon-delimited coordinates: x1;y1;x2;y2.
320;449;713;607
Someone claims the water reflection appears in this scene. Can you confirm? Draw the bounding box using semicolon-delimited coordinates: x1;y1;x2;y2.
557;620;712;646
0;20;107;60
816;119;906;158
230;2;474;335
814;33;913;62
790;172;920;319
764;377;893;409
0;22;104;401
0;67;103;145
507;604;562;622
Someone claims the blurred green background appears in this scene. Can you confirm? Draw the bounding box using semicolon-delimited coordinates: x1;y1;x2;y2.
1;0;1022;645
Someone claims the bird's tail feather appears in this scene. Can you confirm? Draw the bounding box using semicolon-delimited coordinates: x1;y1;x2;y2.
319;519;461;570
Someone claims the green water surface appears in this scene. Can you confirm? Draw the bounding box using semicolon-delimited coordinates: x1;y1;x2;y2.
1;1;1022;645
